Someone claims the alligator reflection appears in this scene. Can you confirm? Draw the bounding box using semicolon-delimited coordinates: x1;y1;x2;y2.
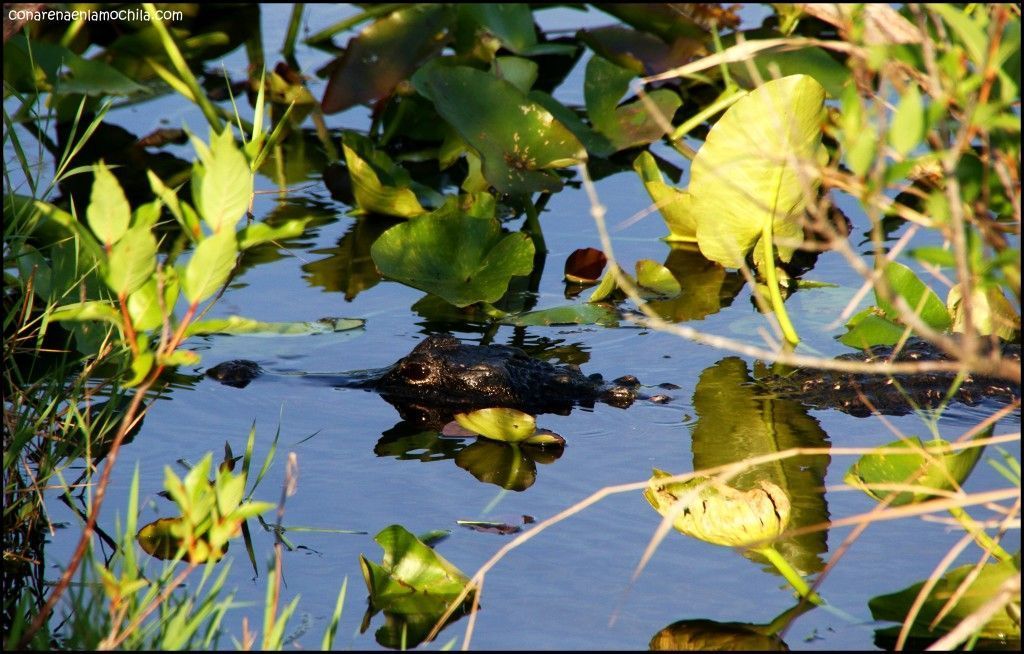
374;422;563;492
691;357;831;577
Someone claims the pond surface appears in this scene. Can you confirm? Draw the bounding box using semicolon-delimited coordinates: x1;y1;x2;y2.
20;4;1020;651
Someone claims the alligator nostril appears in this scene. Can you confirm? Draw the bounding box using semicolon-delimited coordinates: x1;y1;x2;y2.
402;362;430;383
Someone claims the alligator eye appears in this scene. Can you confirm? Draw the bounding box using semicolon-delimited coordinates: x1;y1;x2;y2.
402;362;431;383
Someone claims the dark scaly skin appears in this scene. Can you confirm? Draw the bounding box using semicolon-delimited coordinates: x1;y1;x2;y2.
760;338;1021;417
206;335;641;424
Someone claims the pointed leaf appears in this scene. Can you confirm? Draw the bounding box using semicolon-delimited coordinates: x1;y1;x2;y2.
183;230;238;304
633;151;697;242
104;226;157;297
87;161;131;245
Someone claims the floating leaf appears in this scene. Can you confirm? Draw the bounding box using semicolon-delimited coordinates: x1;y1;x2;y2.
584;55;681;151
412;63;586;195
321;5;452;113
645;470;792;548
579;26;701;76
500;303;620;327
690;75;826;269
869;558;1020;641
876;261;952;332
636;259;681;297
839;308;908;348
634;151;697;242
564;247;607;283
87;161;131;245
845;429;991;506
947;283;1020;340
186;315;364;338
237;218;313;249
342;132;431;218
459;4;536;54
359;525;472;615
370;200;534;307
455;407;536;443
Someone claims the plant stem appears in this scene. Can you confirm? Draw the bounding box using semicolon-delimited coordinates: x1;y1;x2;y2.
946;505;1014;563
756;545;825;606
761;216;800;346
282;4;304;65
523;197;546;254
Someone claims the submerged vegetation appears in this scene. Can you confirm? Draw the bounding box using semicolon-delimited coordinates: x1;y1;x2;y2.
3;3;1020;650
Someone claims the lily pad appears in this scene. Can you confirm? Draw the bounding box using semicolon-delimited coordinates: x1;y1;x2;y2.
584;56;681;152
412;62;586;195
564;247;607;283
500;303;620;327
342;132;436;218
186;316;364;338
359;524;472;616
869;557;1021;641
634;151;697;243
321;5;452;113
644;470;792;548
454;407;536;443
370;200;535;307
690;75;826;269
844;429;991;506
876;261;952;331
454;440;538;491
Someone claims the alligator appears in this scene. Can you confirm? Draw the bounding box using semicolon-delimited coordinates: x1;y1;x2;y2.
206;334;654;426
757;337;1021;417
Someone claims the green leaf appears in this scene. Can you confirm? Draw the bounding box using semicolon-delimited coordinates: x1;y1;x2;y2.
869;557;1020;641
321;5;452;113
185;315;364;337
500;304;620;327
845;428;991;506
839;309;907;348
947;284;1020;340
126;349;155;387
412;62;586;195
584;56;681;151
49;301;123;326
127;269;179;332
342;132;429;218
459;4;536;54
191;128;253;232
636;259;681;297
644;471;792;548
157;350;201;367
104;226;157;297
87;161;131;245
237;218;312;249
633;151;697;242
889;84;924;156
370;200;535;307
491;56;538;93
359;524;471;614
690;75;826;269
183;230;238;304
454;440;539;491
876;261;952;331
455;407;537;443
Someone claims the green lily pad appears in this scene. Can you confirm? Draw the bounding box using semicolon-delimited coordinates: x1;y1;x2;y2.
869;557;1021;641
186;316;364;338
844;428;991;506
634;151;697;242
578;26;701;76
370;199;535;307
644;470;792;548
455;407;536;443
500;303;620;327
321;5;452;113
359;524;472;615
587;259;680;302
342;132;435;218
948;283;1020;340
412;62;586;195
584;56;681;152
839;308;908;348
876;261;952;332
690;75;826;269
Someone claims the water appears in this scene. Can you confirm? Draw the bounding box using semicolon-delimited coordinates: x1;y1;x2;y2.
14;4;1020;650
